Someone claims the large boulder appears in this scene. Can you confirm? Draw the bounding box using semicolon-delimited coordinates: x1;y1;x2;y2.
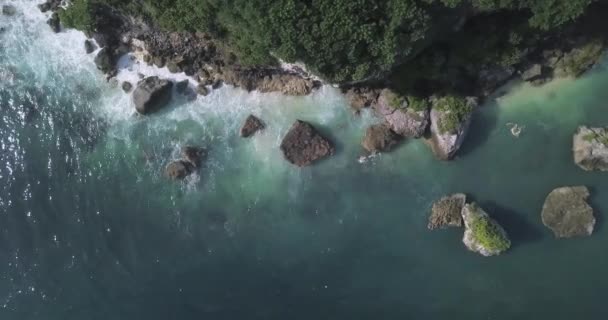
426;96;477;160
361;124;400;153
240;115;265;138
132;77;173;115
541;186;595;238
280;120;334;167
462;203;510;257
428;194;466;230
375;89;429;138
94;47;115;74
573;126;608;171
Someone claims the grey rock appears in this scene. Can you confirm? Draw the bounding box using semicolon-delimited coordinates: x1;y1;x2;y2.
280;120;334;167
573;126;608;171
175;80;189;94
47;12;60;33
167;61;182;73
94;47;115;74
521;64;543;82
542;186;595;238
428;194;466;230
196;84;209;96
132;76;173;115
426;97;477;160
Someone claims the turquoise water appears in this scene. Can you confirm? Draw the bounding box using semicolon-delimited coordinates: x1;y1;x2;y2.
2;1;608;319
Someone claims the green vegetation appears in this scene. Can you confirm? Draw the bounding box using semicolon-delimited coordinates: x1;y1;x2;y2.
436;96;473;134
406;95;428;112
557;39;605;77
582;130;608;146
469;204;511;252
60;0;595;82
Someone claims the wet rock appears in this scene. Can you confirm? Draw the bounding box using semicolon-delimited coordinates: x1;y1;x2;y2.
542;186;595;238
212;79;223;89
181;146;206;169
121;81;133;93
240;115;265;138
152;56;165;68
2;5;16;16
196;84;209;96
374;89;429;138
47;12;60;33
428;194;466;230
554;39;605;78
165;160;193;180
38;2;51;12
84;40;97;54
94;47;115;74
280;120;334;167
361;124;400;153
221;68;316;95
573;126;608;171
426;96;477;160
175;80;189;94
462;203;510;257
344;87;380;112
167;61;182;73
132;76;173;115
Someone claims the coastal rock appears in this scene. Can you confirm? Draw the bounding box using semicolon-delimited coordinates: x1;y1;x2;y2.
175;80;189;94
94;47;115;74
462;203;510;257
554;39;605;78
541;186;595;238
221;68;316;95
428;194;466;230
2;5;16;16
521;64;544;82
132;77;173;115
121;81;133;93
344;87;380;112
196;84;209;96
84;40;97;54
165;160;193;180
280;120;334;167
426;97;477;160
573;126;608;171
181;146;206;169
167;61;182;73
361;124;400;153
240;115;265;138
375;89;430;138
47;12;60;33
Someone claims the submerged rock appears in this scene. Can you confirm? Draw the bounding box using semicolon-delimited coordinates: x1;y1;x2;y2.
240;115;265;138
2;5;17;16
165;160;193;180
361;124;400;153
573;126;608;171
426;96;477;160
132;77;173;115
541;186;595;238
428;193;466;230
47;12;60;33
121;81;133;93
280;120;334;167
462;203;510;257
181;146;206;169
375;89;429;138
84;40;97;54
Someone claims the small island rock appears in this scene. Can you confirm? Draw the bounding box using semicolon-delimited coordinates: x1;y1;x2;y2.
240;115;265;138
573;126;608;171
132;76;173;115
361;124;400;153
47;12;60;33
428;193;466;230
426;96;477;160
280;120;334;167
541;186;595;238
462;203;510;257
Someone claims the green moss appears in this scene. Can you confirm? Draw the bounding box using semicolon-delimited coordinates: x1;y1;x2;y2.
435;96;473;134
583;131;608;146
388;92;406;110
469;205;510;252
406;95;428;112
59;0;94;33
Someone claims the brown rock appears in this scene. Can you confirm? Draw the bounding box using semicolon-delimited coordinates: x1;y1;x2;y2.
280;120;334;167
362;124;400;153
240;115;265;138
428;194;466;230
165;160;193;180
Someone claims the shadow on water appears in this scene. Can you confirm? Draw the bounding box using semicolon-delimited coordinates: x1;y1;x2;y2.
587;186;603;233
480;201;544;250
457;101;499;158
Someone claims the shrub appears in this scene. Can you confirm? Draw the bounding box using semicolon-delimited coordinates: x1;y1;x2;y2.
435;96;473;134
469;208;510;252
59;0;93;33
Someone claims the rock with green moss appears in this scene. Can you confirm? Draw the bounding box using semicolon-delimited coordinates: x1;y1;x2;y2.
542;186;595;238
427;96;477;160
428;193;466;230
554;39;605;78
374;89;429;138
573;126;608;171
462;203;510;257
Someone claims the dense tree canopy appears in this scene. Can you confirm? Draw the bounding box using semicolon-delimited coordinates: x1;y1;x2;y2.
62;0;596;82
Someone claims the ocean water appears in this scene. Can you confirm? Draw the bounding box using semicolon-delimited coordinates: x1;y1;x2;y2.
2;1;608;319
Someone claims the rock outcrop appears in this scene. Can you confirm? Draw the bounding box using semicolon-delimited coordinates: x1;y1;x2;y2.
132;77;173;115
361;124;400;153
428;194;466;230
374;89;429;138
84;40;97;54
573;126;608;171
221;68;317;95
343;87;380;113
280;120;334;167
240;115;265;138
541;186;595;238
426;97;477;160
462;203;510;257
